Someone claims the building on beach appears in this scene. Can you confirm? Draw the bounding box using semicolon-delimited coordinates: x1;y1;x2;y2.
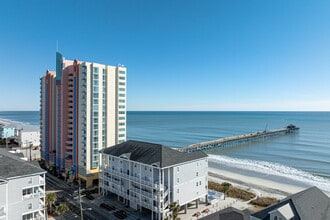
40;52;126;187
0;125;15;139
18;129;40;148
0;149;46;220
99;140;208;220
251;186;330;220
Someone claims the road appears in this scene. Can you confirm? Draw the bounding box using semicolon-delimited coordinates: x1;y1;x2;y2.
46;173;149;220
46;174;107;220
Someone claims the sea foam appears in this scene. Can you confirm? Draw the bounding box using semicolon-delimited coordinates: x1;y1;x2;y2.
208;154;330;193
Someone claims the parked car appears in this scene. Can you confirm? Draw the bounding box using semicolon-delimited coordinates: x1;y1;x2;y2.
100;203;116;211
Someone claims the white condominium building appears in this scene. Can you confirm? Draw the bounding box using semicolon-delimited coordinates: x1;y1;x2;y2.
99;140;208;220
0;149;46;220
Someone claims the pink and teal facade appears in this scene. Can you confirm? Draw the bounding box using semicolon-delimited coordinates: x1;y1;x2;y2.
40;52;127;187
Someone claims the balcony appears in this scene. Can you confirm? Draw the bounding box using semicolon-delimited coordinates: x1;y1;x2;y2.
129;195;140;204
140;178;153;187
39;175;45;185
141;200;152;210
36;188;45;198
140;189;152;198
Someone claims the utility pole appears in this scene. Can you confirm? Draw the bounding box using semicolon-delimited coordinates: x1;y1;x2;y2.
29;142;33;161
79;179;83;220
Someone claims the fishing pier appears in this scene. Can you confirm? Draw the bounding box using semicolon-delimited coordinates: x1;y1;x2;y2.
178;125;299;153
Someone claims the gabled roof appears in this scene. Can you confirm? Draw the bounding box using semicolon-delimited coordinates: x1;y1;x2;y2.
251;186;330;220
101;140;208;168
0;149;46;179
201;207;251;220
269;203;294;219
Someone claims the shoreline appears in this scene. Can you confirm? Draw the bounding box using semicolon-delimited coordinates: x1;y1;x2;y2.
0;118;39;131
208;165;330;201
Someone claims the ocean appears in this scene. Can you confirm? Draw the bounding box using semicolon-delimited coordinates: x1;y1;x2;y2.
1;111;329;192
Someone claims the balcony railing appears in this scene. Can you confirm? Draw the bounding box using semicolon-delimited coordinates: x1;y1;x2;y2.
39;176;45;185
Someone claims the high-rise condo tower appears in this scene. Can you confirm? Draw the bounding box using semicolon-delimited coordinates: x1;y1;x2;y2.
40;52;126;187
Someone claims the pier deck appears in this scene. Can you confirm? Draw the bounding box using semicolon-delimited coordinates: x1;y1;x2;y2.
178;125;299;153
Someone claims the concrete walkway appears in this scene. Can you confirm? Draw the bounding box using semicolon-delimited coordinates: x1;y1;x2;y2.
178;197;251;220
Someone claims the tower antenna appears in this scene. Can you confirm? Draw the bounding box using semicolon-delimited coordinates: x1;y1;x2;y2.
56;40;59;52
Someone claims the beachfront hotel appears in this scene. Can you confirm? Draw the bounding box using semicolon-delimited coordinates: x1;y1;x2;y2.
40;52;126;187
0;149;46;220
99;140;208;220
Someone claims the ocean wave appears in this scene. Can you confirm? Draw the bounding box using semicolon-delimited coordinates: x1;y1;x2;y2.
208;154;330;193
0;117;38;131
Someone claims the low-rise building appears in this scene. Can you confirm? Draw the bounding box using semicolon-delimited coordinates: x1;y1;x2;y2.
251;186;330;220
18;130;40;148
99;140;208;220
0;149;46;220
0;126;15;138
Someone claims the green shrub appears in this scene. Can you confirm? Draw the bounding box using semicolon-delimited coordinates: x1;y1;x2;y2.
208;181;256;201
250;197;278;207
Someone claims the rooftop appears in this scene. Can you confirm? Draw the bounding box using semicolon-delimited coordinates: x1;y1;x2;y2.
101;140;208;168
0;149;45;179
251;186;330;220
201;207;251;220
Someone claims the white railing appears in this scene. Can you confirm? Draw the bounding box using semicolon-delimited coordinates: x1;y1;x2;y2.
23;194;34;200
153;206;160;212
141;190;152;198
39;176;45;185
130;175;140;182
141;179;153;187
141;201;152;209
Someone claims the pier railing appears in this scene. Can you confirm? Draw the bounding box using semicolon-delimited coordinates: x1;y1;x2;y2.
178;125;299;153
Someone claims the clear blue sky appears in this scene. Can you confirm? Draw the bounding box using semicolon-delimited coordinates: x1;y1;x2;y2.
1;0;329;111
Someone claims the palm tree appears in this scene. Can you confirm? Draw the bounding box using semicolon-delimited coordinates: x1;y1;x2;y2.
56;203;69;220
45;192;57;214
169;202;181;220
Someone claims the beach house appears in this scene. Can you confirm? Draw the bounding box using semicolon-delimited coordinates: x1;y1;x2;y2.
0;149;46;220
99;140;208;220
251;186;330;220
0;125;15;139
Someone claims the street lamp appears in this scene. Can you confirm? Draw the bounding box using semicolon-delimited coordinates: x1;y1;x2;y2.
29;142;33;161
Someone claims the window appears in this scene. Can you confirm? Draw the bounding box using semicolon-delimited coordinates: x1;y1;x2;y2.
177;178;179;183
119;70;125;75
93;67;99;73
119;117;125;120
177;189;179;193
119;88;125;91
28;203;32;209
23;188;33;196
196;172;198;176
177;167;179;172
196;182;198;186
23;213;33;220
28;178;32;184
119;76;126;80
119;94;125;97
119;111;125;114
119;99;125;103
119;134;125;137
119;82;125;86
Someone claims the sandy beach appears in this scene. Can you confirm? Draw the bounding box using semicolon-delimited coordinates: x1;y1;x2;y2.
0;118;39;131
208;167;305;200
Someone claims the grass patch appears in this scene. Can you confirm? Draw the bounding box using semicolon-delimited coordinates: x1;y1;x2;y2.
250;197;279;207
208;181;256;201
